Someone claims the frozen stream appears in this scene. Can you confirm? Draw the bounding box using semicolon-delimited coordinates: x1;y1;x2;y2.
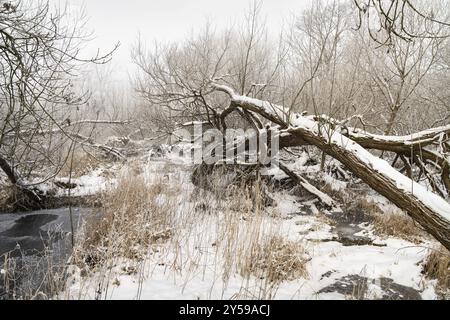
0;207;91;299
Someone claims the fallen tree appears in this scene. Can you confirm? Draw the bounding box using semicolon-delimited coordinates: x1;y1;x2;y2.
277;117;450;197
129;0;450;249
210;82;450;251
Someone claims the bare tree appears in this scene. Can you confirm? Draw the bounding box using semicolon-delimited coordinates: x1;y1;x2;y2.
353;0;450;46
0;0;118;209
355;1;445;135
132;1;289;134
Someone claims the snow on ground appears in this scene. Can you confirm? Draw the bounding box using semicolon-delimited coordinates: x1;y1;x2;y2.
61;152;441;300
54;167;117;197
28;165;120;198
64;241;432;300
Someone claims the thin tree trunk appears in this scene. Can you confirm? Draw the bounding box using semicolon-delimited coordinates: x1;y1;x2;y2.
0;155;42;210
0;155;18;184
384;106;400;135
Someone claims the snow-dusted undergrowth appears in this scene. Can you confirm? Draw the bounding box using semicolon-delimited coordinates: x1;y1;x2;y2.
59;150;443;300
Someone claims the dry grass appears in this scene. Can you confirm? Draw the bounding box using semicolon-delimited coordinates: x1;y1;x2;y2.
58;152;105;178
422;246;450;294
373;209;424;243
210;178;309;298
329;189;380;224
72;170;178;271
342;196;379;222
1;231;68;300
193;164;273;207
239;236;309;283
65;161;311;299
0;185;14;211
335;189;424;243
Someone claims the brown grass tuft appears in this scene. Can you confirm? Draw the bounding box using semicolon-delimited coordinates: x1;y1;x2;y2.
422;246;450;294
72;170;178;270
58;152;104;178
239;236;309;283
373;210;424;243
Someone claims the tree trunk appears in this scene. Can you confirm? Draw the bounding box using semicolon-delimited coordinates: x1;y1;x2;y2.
290;127;450;251
280;123;450;195
0;155;43;211
384;106;400;135
0;155;18;184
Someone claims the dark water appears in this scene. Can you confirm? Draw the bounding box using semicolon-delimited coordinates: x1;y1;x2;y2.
318;274;422;300
0;207;90;299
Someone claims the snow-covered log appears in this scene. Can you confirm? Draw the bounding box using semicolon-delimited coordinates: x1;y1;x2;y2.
280;117;450;195
212;82;450;250
278;162;335;208
343;126;450;195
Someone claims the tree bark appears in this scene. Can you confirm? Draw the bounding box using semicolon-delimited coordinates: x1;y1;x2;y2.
0;155;43;211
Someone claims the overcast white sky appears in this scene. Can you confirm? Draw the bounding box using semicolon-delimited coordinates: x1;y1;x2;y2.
51;0;311;79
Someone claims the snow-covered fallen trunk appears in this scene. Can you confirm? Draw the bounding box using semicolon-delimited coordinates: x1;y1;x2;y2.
278;162;335;208
313;114;450;147
341;124;448;166
277;119;450;196
287;118;450;249
345;124;450;145
212;83;450;250
344;125;450;196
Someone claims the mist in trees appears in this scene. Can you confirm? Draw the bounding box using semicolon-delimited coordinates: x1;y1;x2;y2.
0;0;122;208
132;0;449;133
